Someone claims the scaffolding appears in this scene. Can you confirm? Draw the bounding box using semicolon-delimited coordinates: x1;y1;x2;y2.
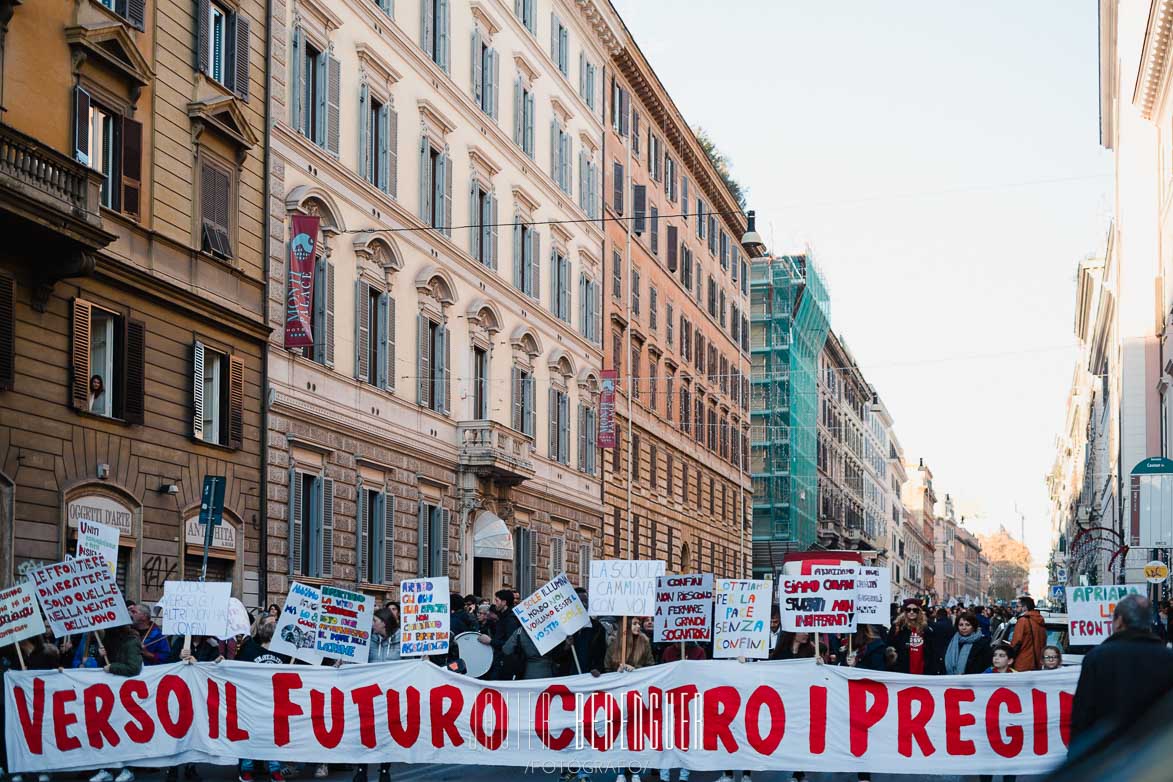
750;254;830;575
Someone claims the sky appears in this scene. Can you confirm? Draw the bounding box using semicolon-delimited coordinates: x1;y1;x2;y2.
613;0;1113;593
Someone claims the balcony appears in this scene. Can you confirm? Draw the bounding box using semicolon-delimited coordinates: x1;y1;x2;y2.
0;122;115;307
457;420;535;485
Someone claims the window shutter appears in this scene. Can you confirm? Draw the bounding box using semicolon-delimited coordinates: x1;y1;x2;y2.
530;228;541;300
524;92;535;154
682;177;689;223
192;341;205;440
291;28;304;130
549;119;557;180
127;0;146;29
467;180;478;257
523;372;535;436
0;274;12;391
376;292;390;388
443;150;453;236
549;12;558;60
488;192;499;270
471;26;482;106
511;366;522;431
416;501;429;577
490;49;500;120
512;218;523;289
416;314;430;407
548;386;557;458
440;322;451;414
290;468;303;575
323;260;335;367
548;249;557;316
386;105;398;197
320;476;335;577
228;355;243;449
383;493;396;584
667;225;678;272
355;280;370;382
578;272;586;335
619;88;629;136
558;392;569;463
552;536;564;576
358;84;371;183
613;162;623;215
667;525;675;571
120;118;142;219
513;77;523;145
438;507;451;577
232;13;251;100
420;0;434;58
356;478;367;582
632;184;646;234
326;54;342;156
197;0;211;74
73;87;91;165
438;0;450;72
577;402;585;470
70;299;92;410
123;319;145;424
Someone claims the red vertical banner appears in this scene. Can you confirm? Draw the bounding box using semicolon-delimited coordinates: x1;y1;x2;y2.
284;214;320;348
598;369;617;449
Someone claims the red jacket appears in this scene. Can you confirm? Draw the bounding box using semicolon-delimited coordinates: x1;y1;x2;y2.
1012;610;1048;671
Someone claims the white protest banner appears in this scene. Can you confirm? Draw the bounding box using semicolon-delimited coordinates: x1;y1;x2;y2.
75;519;120;577
653;574;714;642
400;576;449;657
0;582;46;647
514;573;589;656
223;598;251;639
161;581;231;638
271;581;323;664
3;661;1079;775
317;584;374;663
855;566;891;623
588;560;665;616
779;563;858;633
1066;584;1145;644
713;578;771;658
27;556;131;636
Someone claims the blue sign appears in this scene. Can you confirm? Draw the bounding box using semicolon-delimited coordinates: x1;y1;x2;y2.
1050;584;1064;601
199;476;226;528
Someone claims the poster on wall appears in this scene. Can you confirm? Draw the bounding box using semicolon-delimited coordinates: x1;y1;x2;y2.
271;581;324;664
400;577;450;657
597;369;617;448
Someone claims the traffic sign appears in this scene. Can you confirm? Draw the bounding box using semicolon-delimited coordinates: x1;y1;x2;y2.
1144;560;1169;584
1055;565;1067;582
1049;584;1064;601
199;476;226;527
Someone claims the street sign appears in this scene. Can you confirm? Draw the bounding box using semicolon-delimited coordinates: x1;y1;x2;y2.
1055;565;1067;582
1144;560;1169;584
1130;457;1173;547
199;476;226;527
1049;584;1064;601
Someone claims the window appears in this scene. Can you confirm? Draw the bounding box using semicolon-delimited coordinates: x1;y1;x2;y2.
681;462;689;503
298;254;335;368
548;387;570;464
648;134;661;181
707;275;717;317
681;318;691;361
354;282;394;390
631;433;641;481
732;248;740;283
613;161;625;215
200;160;233;258
419;139;452;234
664;156;677;201
74;89;142;219
417;501;449;578
100;0;146;27
666;303;674;346
665;373;674;419
511;367;536;436
630;344;640;400
357;486;394;585
741;260;749;296
610;77;629;136
720;231;730;270
708;215;718;254
578;402;598;475
420;0;451;72
680;245;693;291
551;249;571;321
632;111;640;155
513;220;540;297
578;152;599;219
470;182;498;267
71;300;144;423
652;450;662;494
649;287;657;331
551;121;572;194
192;342;243;447
514;526;535;595
696;199;705;240
416;315;449;414
719;290;727;328
472;29;499;119
516;0;536;33
208;3;229;84
650;205;659;256
631;269;640;316
359;88;394;194
290;471;334;578
473;347;488;419
578;53;596;110
513;79;536;157
551;15;569;76
199;1;250;98
291;31;338;153
579;274;601;343
612;249;622;299
612;330;622;384
680;384;690;434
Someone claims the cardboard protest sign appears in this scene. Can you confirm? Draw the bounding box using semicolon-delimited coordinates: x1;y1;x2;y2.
653;574;714;642
779;563;858;632
587;560;665;616
223;597;251;639
316;584;374;662
855;566;891;623
271;581;324;664
713;578;772;658
0;582;46;646
161;581;231;637
1066;584;1144;644
400;576;450;657
75;519;120;577
514;573;589;656
27;556;131;636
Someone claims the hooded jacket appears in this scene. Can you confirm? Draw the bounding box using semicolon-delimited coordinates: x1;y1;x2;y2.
1011;610;1048;671
1070;629;1173;751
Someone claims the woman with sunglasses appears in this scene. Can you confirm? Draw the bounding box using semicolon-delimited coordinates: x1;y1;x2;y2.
886;598;935;674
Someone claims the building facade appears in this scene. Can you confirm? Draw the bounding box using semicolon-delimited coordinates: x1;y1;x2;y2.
264;0;616;602
751;253;831;573
0;0;268;601
901;459;937;600
601;27;751;577
933;494;959;600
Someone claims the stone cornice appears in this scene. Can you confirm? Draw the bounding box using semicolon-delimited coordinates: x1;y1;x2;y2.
1135;0;1173;119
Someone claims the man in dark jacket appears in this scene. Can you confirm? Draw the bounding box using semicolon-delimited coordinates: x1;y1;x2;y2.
926;607;955;674
568;587;607;675
1070;595;1173;756
478;588;521;680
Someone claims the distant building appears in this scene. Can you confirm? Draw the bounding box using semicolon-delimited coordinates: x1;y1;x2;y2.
902;459;937;600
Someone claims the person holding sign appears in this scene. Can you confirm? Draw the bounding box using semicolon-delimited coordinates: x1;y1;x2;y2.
129;604;171;666
887;598;933;674
87;624;143;782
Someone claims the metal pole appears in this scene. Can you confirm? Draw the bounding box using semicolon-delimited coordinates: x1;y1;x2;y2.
624;103;633;561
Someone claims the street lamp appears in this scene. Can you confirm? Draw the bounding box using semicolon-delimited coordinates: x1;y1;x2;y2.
741;209;767;257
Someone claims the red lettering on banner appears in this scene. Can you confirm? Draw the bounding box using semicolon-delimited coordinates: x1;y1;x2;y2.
1059;691;1072;747
430;685;464;748
701;686;740;753
744;686;785;755
350;684;382;749
581;692;621;751
52;689;82;752
808;685;827;754
120;679;154;743
225;683;249;742
207;681;220;740
665;685;699;750
157;675;194;739
386;688;421;747
471;689;507;750
83;683;119;749
535;685;575;750
310;688;346;749
272;673;305;746
13;679;46;755
625;688;664;752
1031;689;1047;756
943;688;976;756
985;688;1023;758
848;679;888;756
897;687;935;757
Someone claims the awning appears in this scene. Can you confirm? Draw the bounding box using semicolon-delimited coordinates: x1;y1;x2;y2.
473;511;513;560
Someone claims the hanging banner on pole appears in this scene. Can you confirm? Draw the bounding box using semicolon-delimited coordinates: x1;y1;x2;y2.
400;577;450;657
653;574;714;642
597;369;617;448
284;214;319;348
0;582;46;647
514;573;589;655
713;578;771;658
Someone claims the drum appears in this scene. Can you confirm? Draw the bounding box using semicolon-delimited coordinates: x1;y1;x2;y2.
455;631;493;678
